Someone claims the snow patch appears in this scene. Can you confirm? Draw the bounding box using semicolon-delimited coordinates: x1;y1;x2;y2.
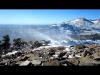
6;51;18;56
20;60;31;66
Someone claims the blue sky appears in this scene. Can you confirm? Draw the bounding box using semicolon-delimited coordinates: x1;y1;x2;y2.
0;9;100;25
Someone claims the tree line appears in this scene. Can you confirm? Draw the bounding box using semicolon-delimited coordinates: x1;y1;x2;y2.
0;35;51;55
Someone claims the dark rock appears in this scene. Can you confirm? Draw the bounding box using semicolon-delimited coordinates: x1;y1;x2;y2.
58;52;67;58
20;56;29;61
48;49;55;56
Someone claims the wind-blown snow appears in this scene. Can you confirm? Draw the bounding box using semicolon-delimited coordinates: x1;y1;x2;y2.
0;18;100;47
6;51;18;56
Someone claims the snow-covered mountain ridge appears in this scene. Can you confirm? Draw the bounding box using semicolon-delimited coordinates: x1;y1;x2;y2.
50;18;100;45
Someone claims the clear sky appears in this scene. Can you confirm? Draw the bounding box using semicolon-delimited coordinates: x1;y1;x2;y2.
0;9;100;25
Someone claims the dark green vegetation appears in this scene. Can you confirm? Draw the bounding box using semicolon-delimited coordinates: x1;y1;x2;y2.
0;35;100;66
0;35;50;55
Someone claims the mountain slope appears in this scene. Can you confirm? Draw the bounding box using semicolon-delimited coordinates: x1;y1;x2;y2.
50;18;100;45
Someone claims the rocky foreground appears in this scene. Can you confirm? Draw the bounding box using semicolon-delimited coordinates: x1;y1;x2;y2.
0;44;100;66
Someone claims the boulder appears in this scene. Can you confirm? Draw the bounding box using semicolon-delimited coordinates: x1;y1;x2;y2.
19;60;31;66
78;56;100;66
59;60;75;66
31;60;41;66
42;59;60;66
93;52;100;60
58;52;67;58
67;58;79;65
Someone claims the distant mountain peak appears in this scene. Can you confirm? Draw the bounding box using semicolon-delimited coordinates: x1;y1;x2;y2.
73;17;92;22
92;19;100;24
68;18;94;26
78;17;88;20
52;18;100;28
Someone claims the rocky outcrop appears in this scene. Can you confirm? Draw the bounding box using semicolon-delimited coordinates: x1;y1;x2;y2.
0;44;100;66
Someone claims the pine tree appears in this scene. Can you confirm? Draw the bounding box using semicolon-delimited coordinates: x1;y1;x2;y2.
34;41;42;48
13;38;22;50
1;35;11;54
13;38;28;50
